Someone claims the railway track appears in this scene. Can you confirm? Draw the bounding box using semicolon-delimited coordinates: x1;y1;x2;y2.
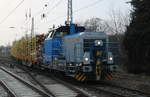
17;65;150;97
59;75;150;97
0;66;52;97
16;65;56;97
1;60;90;97
55;77;125;97
0;57;90;97
114;72;150;84
85;86;126;97
0;80;17;97
18;65;90;97
49;74;90;97
86;81;150;97
1;56;150;97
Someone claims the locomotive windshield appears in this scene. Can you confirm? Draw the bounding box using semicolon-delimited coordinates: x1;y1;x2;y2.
49;25;85;38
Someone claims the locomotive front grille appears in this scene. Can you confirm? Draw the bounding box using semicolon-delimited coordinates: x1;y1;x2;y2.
83;39;95;51
84;39;105;80
83;39;104;55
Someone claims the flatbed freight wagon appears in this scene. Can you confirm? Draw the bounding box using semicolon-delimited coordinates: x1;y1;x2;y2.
11;34;46;63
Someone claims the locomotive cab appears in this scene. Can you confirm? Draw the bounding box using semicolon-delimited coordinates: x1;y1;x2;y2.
63;31;117;81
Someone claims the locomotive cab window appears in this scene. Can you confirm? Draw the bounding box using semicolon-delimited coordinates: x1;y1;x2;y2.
53;31;68;37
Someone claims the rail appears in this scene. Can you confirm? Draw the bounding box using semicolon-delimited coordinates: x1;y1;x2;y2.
85;81;150;97
16;65;56;97
0;80;18;97
49;74;90;97
0;67;52;97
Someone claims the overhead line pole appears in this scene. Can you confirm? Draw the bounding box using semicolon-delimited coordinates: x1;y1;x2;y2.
31;17;36;59
67;0;73;24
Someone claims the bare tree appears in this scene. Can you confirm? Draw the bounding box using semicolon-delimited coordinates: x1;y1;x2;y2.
103;9;131;68
105;9;131;38
83;17;108;32
82;9;131;36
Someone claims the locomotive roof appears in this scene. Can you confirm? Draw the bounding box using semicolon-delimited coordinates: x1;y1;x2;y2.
64;31;107;39
49;25;85;33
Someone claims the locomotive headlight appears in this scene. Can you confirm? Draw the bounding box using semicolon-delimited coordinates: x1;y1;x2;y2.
109;57;113;61
83;52;90;64
85;57;89;61
95;40;103;46
97;41;101;45
107;52;114;64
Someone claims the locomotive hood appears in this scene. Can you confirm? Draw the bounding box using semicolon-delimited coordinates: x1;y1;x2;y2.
64;31;107;39
63;31;108;63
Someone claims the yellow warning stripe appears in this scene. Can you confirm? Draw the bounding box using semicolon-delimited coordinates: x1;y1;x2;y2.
108;72;113;78
107;74;112;80
81;76;86;81
105;76;110;80
74;73;86;81
105;76;109;80
75;73;82;79
74;73;79;78
105;72;113;80
77;74;85;81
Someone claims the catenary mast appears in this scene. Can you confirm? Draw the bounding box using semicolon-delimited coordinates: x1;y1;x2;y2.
67;0;73;24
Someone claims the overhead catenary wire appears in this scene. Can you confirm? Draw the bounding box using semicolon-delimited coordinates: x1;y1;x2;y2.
46;0;64;15
21;0;50;36
35;0;65;27
34;0;64;26
7;0;16;6
33;0;52;17
36;0;104;27
74;0;104;13
0;0;25;25
20;0;51;28
34;0;63;19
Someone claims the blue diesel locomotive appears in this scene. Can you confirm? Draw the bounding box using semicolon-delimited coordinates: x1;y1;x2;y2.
40;24;117;81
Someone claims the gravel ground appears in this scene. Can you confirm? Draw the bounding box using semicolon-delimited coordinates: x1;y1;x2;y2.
77;86;119;97
0;85;8;97
0;63;8;97
1;63;115;97
1;60;150;97
109;72;150;94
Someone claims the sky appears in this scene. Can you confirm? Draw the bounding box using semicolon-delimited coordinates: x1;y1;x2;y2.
0;0;131;46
